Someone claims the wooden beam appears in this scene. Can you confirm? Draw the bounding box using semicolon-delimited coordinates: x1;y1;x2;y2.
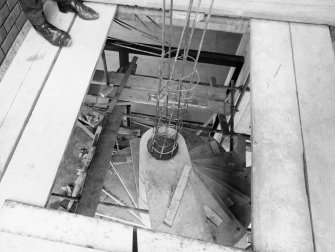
77;55;138;217
290;23;335;251
89;73;230;115
76;106;125;216
0;200;132;251
195;113;216;136
100;57;138;98
89;87;229;114
203;205;223;227
224;34;249;86
164;165;192;226
92;71;227;101
0;3;117;207
88;0;335;26
0;1;75;177
214;34;250;142
251;19;314;251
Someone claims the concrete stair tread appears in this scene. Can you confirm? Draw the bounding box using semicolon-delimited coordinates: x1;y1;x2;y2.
192;154;244;172
194;164;251;197
191;173;246;246
194;168;251;228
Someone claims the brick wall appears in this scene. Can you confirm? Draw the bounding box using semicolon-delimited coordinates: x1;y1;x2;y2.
0;0;27;65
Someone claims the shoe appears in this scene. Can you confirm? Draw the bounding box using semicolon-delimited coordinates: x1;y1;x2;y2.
57;0;99;20
34;21;72;47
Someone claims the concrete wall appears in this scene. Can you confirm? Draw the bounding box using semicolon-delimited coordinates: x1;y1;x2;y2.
0;0;27;65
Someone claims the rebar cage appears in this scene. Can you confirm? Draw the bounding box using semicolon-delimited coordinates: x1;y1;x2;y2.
147;0;214;160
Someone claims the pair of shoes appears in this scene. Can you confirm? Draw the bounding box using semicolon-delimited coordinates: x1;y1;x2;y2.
57;0;99;20
34;21;72;47
34;1;99;47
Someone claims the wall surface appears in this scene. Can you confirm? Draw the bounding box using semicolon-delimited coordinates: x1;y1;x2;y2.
0;0;26;65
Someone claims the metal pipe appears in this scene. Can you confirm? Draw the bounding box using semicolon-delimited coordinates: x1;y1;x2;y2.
110;42;162;57
168;0;194;81
194;0;215;69
101;50;110;86
146;15;161;29
134;14;152;32
50;193;149;214
114;18;161;43
185;0;202;57
168;0;173;75
230;80;236;151
235;74;250;110
114;19;132;31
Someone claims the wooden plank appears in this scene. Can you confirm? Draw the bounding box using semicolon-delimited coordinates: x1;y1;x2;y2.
76;106;124;216
290;23;335;251
210;77;218;87
88;83;230;114
0;3;117;207
92;71;228;102
137;228;246;252
214;34;250;142
218;114;230;135
196;113;217;136
234;92;251;135
163;164;192;226
77;55;138;217
224;34;249;86
228;34;250;136
0;1;75;176
0;232;106;252
203;205;223;227
100;57;138;99
130;138;140;203
209;140;221;154
0;200;132;251
76;121;95;138
89;0;335;25
250;19;314;251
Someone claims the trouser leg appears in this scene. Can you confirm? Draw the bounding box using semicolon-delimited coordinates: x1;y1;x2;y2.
18;0;45;26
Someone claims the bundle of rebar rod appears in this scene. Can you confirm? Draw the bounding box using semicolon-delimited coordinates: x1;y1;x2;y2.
147;0;215;160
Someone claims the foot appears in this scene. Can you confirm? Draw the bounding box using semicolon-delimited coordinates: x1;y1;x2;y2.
57;0;99;20
34;21;72;47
